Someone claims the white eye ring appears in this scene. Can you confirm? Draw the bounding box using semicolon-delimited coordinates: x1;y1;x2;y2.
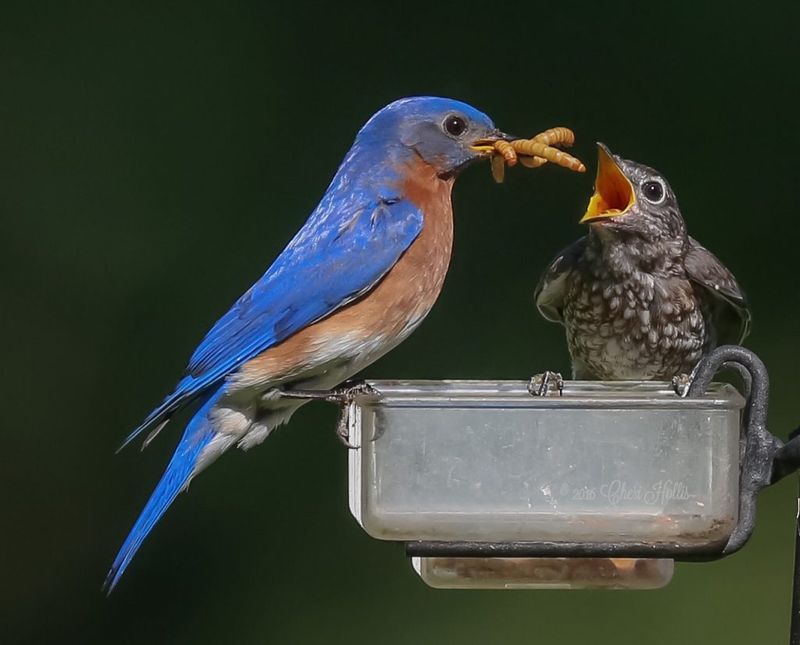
641;179;666;204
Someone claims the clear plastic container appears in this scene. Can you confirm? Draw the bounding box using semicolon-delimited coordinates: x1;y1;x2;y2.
412;556;674;590
347;380;744;546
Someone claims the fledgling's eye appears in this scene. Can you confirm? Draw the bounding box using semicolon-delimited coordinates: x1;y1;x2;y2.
443;115;468;137
642;180;665;203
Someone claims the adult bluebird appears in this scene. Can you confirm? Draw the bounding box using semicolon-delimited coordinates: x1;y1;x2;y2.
106;97;512;590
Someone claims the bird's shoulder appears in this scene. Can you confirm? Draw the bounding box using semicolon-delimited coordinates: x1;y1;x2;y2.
535;236;588;324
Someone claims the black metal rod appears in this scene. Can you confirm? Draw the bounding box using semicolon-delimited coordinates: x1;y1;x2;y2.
405;540;729;560
791;478;800;645
775;438;800;484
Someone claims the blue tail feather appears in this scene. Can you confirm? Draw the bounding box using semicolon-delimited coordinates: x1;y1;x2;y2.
104;387;224;593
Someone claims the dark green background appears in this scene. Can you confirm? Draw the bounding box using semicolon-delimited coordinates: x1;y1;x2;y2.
3;2;798;643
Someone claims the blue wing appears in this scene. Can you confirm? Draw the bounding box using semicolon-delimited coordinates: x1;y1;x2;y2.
120;192;423;449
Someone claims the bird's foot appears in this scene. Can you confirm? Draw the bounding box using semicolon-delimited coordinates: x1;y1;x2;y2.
330;382;377;449
334;409;358;450
671;373;693;397
274;381;377;448
528;371;565;397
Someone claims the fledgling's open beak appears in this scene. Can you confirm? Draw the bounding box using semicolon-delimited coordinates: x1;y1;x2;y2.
470;130;516;156
580;143;636;223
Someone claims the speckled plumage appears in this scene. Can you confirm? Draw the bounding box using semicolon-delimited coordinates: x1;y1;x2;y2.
560;232;707;379
536;146;750;380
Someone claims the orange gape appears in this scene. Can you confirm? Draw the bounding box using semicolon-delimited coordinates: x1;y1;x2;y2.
490;127;586;182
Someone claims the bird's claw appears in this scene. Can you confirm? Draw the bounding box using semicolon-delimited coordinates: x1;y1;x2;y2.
335;409;358;449
671;373;693;397
276;381;377;448
528;371;565;397
326;380;378;404
329;382;377;449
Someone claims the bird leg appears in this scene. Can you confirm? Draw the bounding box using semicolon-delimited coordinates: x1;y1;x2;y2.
276;380;377;403
274;380;378;448
528;371;565;397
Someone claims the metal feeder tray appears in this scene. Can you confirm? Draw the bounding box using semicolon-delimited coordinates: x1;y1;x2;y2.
326;347;796;591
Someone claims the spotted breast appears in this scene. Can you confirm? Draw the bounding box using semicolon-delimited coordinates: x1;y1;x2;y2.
563;242;707;380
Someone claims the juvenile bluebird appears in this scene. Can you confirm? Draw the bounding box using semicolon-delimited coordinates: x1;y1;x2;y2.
535;143;750;381
105;97;515;591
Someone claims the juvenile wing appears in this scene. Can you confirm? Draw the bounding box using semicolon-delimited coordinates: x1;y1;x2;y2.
685;236;751;346
534;237;586;324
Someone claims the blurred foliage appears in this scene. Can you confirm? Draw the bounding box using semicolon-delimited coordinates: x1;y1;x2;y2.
2;1;799;643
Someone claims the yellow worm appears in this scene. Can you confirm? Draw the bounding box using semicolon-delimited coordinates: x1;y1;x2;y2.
519;156;548;168
510;139;586;172
493;140;518;166
489;126;585;182
491;154;507;183
531;127;576;147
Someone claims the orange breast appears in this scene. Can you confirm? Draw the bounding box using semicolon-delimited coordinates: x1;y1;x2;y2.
237;158;454;384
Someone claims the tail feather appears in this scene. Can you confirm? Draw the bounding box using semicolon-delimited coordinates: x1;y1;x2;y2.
115;403;175;454
141;416;173;450
104;387;224;593
116;373;216;453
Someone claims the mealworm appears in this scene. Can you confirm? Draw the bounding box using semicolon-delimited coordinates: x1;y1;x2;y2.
531;127;576;148
519;156;548;168
488;126;585;182
491;153;507;183
493;140;518;166
510;139;586;173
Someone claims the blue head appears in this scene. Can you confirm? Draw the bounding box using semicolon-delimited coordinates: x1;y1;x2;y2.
354;97;508;178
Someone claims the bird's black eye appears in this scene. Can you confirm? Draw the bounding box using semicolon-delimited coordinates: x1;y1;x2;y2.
642;180;665;203
443;114;468;137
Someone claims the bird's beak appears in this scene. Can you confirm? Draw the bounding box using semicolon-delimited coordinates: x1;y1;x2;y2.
580;143;636;223
470;130;516;156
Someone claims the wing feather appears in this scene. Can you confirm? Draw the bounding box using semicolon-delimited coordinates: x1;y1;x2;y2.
684;236;751;346
534;237;586;324
120;195;423;449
